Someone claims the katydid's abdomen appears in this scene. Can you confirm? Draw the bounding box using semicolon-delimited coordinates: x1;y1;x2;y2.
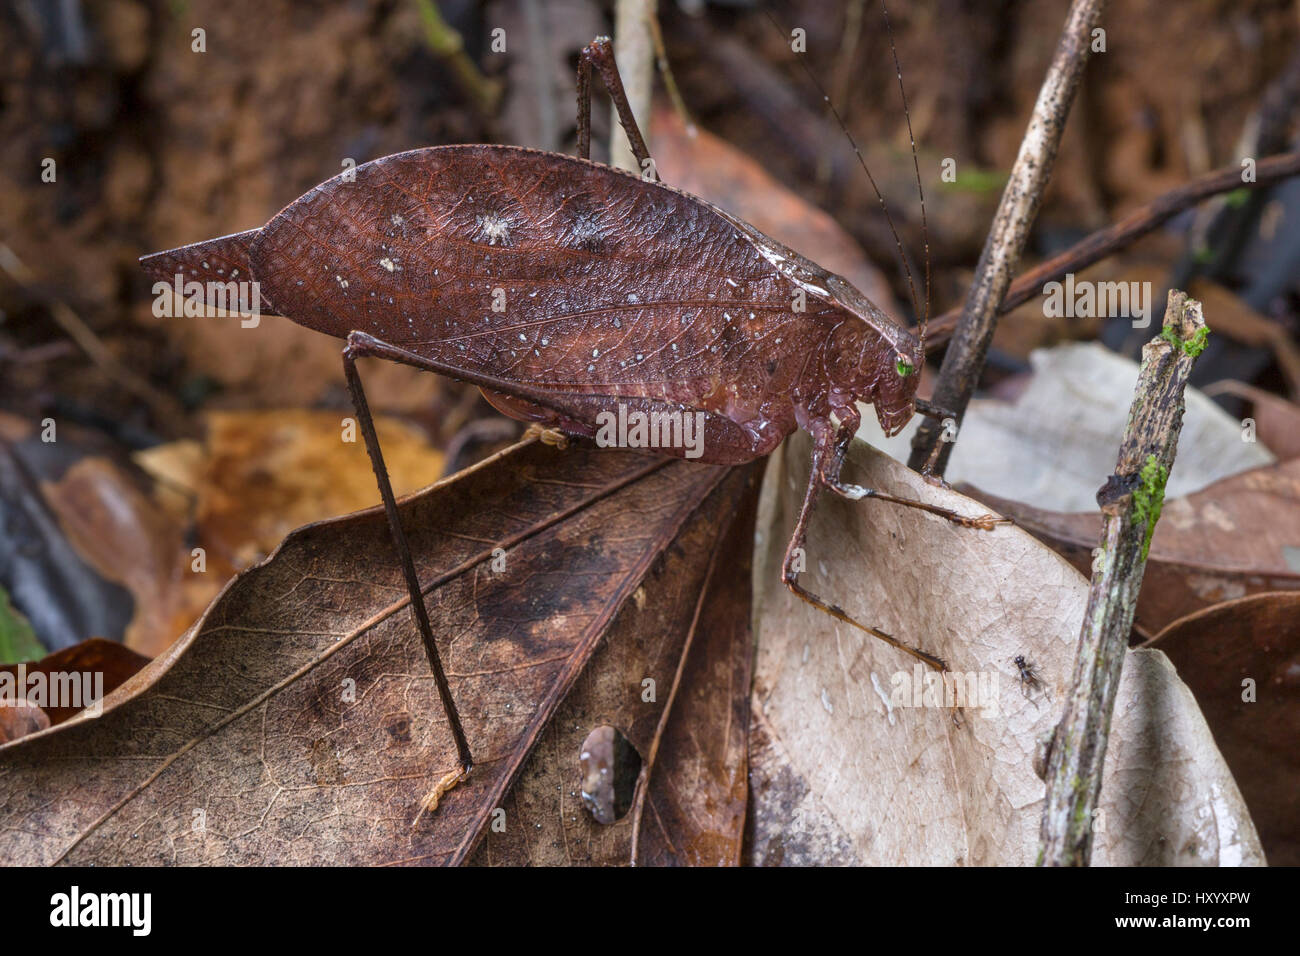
142;144;922;465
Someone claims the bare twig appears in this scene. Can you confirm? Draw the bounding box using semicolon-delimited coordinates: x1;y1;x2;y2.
646;3;694;135
923;151;1300;350
909;0;1106;474
0;243;191;436
1038;290;1208;867
520;0;559;152
609;0;657;173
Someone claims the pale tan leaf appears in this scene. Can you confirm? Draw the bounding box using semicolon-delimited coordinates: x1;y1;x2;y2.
747;433;1264;866
857;343;1274;511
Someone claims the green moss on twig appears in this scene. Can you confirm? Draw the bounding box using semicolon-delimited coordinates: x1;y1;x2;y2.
1160;322;1210;358
1132;454;1168;562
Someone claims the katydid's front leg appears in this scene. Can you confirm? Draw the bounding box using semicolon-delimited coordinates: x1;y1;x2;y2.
823;405;1007;531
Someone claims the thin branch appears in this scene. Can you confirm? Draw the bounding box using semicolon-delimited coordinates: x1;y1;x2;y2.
521;0;560;152
1038;290;1208;867
923;150;1300;350
413;0;502;117
646;4;694;135
909;0;1106;474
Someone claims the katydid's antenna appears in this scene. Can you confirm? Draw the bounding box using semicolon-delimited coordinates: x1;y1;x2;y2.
880;1;931;350
759;4;930;346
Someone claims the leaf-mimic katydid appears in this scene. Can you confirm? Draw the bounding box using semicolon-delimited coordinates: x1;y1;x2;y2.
141;26;1002;803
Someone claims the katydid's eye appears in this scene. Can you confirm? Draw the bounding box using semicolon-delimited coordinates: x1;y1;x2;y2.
895;359;915;377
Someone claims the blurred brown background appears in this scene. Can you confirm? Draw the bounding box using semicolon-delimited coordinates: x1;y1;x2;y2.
2;0;1299;656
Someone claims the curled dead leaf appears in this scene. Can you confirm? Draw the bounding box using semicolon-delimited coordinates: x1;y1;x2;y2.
1143;592;1300;865
1204;380;1300;460
40;458;187;657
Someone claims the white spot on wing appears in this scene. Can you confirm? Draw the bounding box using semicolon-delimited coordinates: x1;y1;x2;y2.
475;212;512;245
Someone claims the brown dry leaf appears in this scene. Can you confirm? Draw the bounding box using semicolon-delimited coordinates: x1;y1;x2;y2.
41;410;450;658
1204;380;1300;460
1187;279;1300;397
0;440;749;865
1142;592;1300;865
470;463;760;866
131;408;452;652
0;638;150;730
132;438;205;529
194;409;446;573
40;457;187;657
129;408;449;655
969;459;1300;637
0;700;48;745
747;433;1264;866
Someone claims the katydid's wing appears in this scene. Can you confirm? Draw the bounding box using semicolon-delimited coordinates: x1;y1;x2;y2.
716;210;922;364
245;145;841;410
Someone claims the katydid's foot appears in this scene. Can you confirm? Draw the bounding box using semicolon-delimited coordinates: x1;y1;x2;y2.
523;422;569;449
411;766;470;827
959;512;1011;531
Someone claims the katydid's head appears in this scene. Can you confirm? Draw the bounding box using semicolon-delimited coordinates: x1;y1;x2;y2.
868;332;923;437
818;274;924;437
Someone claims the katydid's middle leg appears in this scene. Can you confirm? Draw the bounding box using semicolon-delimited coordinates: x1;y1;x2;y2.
781;420;950;674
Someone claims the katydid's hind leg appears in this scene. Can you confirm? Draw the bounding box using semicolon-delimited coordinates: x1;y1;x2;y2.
576;36;653;171
781;426;949;676
522;423;569;448
832;484;1008;532
341;341;474;798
